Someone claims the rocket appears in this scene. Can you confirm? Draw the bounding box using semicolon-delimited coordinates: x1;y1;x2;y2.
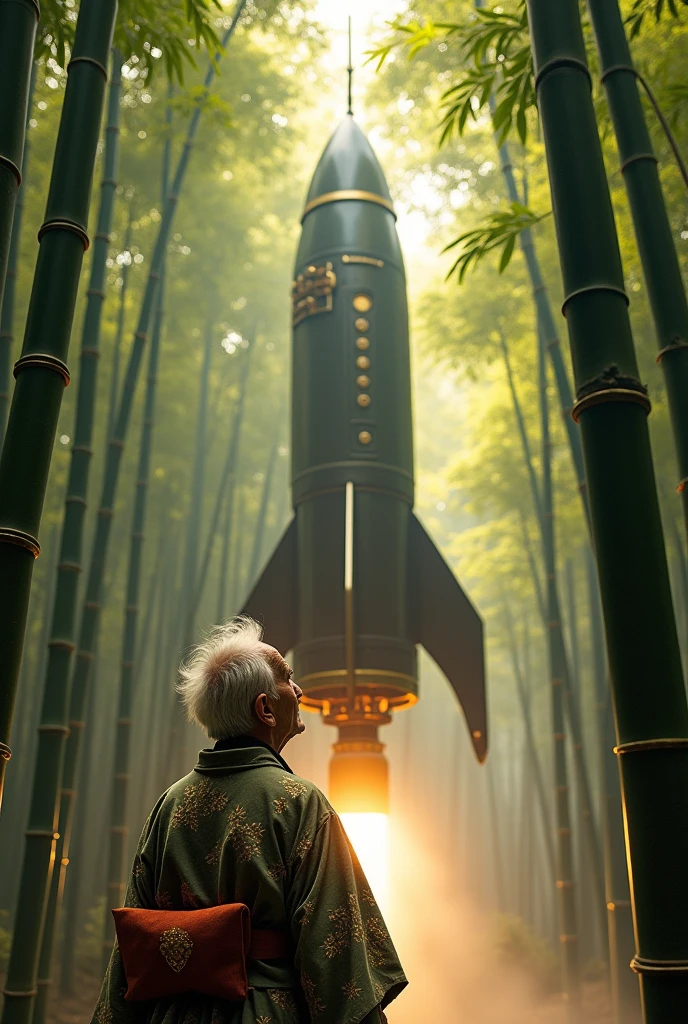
243;116;487;811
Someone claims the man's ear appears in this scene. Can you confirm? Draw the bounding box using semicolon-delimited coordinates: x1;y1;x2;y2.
254;692;277;727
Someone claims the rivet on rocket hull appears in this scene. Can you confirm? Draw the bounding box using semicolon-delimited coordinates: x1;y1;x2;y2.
242;116;487;807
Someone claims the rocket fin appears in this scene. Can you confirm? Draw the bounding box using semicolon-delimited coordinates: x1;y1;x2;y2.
241;518;298;655
408;513;488;762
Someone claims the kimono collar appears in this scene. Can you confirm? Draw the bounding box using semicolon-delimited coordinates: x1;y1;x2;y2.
194;735;294;776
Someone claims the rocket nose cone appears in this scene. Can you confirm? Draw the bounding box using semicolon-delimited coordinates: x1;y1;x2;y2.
305;116;393;205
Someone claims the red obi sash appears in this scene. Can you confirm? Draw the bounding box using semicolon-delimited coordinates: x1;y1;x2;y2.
112;904;289;1002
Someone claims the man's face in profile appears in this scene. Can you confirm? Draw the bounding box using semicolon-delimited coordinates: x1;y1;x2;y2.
260;643;306;751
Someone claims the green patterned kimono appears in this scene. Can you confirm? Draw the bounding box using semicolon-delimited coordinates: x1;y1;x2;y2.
92;741;407;1024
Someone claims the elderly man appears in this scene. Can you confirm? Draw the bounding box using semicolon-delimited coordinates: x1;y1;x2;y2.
92;616;407;1024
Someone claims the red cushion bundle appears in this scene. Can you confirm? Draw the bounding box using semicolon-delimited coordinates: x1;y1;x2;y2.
113;903;252;1002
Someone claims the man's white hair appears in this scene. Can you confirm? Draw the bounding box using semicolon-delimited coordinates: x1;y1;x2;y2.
177;615;281;739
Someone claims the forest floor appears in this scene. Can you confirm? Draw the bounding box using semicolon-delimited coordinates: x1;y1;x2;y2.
36;972;614;1024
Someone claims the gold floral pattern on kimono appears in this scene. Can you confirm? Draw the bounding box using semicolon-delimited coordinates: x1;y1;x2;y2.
268;861;287;882
361;887;377;907
302;972;326;1017
342;980;362;1000
171;778;228;830
299;900;314;926
364;916;390;968
289;831;313;864
280;777;307;798
322;892;365;958
256;1017;272;1024
267;989;298;1013
206;804;265;865
93;1006;113;1024
155;890;173;909
273;797;289;814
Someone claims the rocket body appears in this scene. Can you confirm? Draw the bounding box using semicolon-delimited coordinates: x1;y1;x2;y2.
244;118;487;786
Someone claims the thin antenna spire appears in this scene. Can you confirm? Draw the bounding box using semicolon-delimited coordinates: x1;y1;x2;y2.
347;16;353;116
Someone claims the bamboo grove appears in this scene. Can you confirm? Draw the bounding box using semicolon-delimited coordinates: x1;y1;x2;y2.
0;1;686;1023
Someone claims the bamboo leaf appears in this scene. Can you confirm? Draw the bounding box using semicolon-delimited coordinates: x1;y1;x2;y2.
499;234;516;272
443;202;550;283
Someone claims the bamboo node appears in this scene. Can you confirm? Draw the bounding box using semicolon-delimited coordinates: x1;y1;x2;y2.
559;934;578;944
607;900;631;910
555;880;573;889
535;55;591;91
2;989;39;999
0;154;22;187
86;288;106;299
657;341;688;364
562;283;629;317
48;639;75;655
615;737;688;754
0;527;40;558
0;742;11;762
56;563;80;576
554;732;565;740
37;218;89;251
620;152;658;174
631;956;688;975
14;353;71;387
572;385;650;422
70;447;92;458
38;724;70;735
24;830;57;839
67;55;108;79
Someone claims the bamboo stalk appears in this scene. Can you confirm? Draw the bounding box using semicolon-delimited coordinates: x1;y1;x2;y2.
230;486;247;612
486;763;507;912
565;559;598;962
0;43;121;1024
216;485;232;621
0;0;117;825
539;324;580;1014
586;548;641;1021
0;0;38;310
246;428;281;589
502;332;607;947
502;598;556;879
586;0;688;541
186;342;252;639
182;313;214;620
107;206;133;441
526;2;688;1016
101;264;165;969
0;61;36;446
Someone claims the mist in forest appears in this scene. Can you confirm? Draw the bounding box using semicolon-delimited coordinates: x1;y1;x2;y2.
0;0;686;1022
